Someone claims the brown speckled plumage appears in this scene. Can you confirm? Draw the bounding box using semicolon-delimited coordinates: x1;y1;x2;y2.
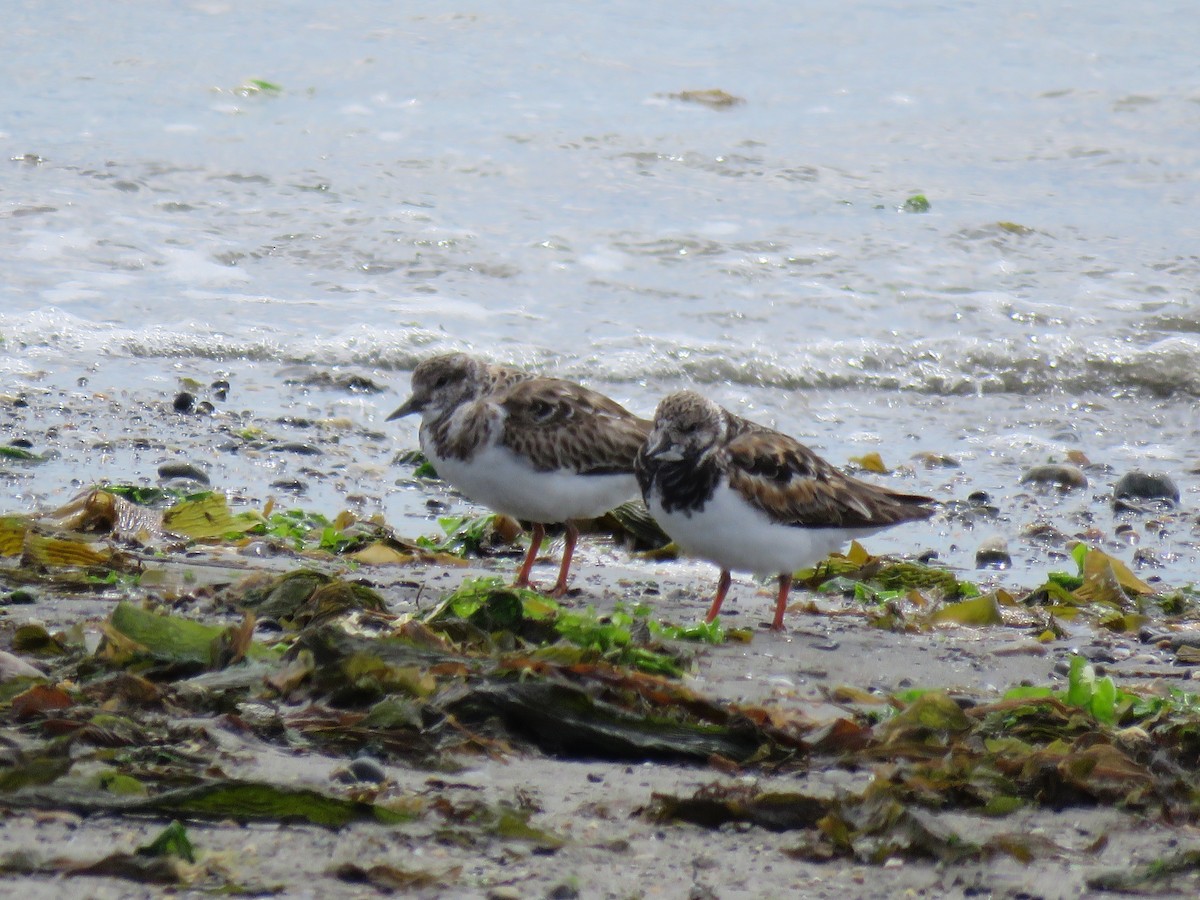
499;378;651;474
637;390;935;631
638;390;933;529
387;352;651;597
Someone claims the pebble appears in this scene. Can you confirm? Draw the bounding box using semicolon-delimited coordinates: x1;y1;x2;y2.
1020;463;1087;491
211;379;231;401
172;391;195;413
974;536;1012;569
1078;644;1119;664
1168;631;1200;651
1127;653;1165;667
157;462;210;485
269;479;308;494
992;641;1048;657
346;755;387;784
1113;471;1180;512
239;541;281;558
911;451;960;468
273;442;323;456
1132;549;1163;569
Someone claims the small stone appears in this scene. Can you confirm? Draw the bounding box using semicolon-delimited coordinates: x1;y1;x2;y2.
1113;471;1180;512
269;479;308;494
993;641;1048;657
238;541;281;558
211;379;231;401
1168;631;1200;651
911;451;960;469
346;755;387;784
1023;521;1067;543
273;442;323;456
1020;464;1087;491
172;391;195;413
546;884;579;900
1079;644;1118;663
157;462;210;484
1132;549;1164;569
975;536;1012;570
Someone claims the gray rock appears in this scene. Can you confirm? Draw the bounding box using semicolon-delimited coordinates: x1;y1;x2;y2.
1168;631;1200;651
273;442;323;456
157;461;210;484
347;755;387;784
1020;464;1087;491
975;536;1012;569
1113;471;1180;512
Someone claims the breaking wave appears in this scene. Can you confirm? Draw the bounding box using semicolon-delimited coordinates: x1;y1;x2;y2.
4;308;1200;397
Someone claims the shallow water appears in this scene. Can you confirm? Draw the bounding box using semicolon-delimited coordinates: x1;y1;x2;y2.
3;0;1199;586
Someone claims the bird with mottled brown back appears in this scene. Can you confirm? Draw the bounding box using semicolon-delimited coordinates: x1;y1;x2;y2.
389;353;651;596
636;390;934;631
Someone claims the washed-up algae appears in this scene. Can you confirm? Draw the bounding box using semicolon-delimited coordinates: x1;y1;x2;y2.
6;488;1200;893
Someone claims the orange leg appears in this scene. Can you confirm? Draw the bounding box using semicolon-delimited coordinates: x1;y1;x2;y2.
549;521;580;598
771;573;792;632
514;522;545;589
704;569;733;623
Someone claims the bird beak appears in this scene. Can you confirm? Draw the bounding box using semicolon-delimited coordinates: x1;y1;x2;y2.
644;430;684;462
386;395;423;421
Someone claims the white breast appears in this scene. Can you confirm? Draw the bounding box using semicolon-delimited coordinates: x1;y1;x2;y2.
646;481;880;576
425;438;638;524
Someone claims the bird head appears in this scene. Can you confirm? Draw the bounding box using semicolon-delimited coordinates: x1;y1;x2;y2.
387;352;487;421
643;390;725;461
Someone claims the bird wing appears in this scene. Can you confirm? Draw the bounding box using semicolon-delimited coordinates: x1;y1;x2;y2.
499;378;651;475
724;426;934;528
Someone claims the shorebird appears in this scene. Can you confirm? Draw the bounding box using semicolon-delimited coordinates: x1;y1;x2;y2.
636;390;935;631
388;353;651;596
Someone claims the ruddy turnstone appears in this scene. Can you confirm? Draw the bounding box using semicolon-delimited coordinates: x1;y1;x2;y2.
388;353;651;596
636;390;935;631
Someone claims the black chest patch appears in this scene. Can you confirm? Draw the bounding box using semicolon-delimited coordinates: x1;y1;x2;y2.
637;452;722;516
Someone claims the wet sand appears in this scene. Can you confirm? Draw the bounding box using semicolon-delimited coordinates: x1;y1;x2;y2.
4;365;1200;899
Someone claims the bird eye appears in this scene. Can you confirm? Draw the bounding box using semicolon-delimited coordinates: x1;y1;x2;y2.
433;375;449;389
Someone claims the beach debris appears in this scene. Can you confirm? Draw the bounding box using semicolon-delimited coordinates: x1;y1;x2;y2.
665;89;745;109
